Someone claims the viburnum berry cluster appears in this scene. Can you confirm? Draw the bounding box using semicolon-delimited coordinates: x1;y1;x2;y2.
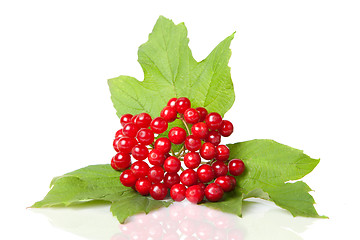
111;97;245;203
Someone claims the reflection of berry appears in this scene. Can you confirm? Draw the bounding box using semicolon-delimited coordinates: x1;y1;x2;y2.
112;97;243;203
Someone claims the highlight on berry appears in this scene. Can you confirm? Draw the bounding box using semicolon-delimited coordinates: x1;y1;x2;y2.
111;97;244;203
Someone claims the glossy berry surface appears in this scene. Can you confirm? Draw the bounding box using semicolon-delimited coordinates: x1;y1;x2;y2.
180;169;198;186
135;178;152;195
131;161;150;178
148;149;166;166
215;145;230;161
219;120;233;137
170;184;186;201
120;169;138;187
212;161;228;177
206;131;221;146
196;107;208;122
175;97;191;114
111;152;131;170
148;166;164;183
120;114;133;127
183;108;200;124
191;122;208;139
184;135;202;151
122;123;139;138
154;137;172;153
150;183;168;200
184;152;201;169
160;106;177;122
168;127;187;144
164;172;180;188
134;113;152;128
204;183;224;202
150;117;168;134
117;137;137;153
115;129;125;139
228;159;245;176
205;112;223;130
136;128;154;145
200;142;216;160
164;156;181;173
186;185;204;204
131;144;149;160
167;98;177;108
197;164;215;183
113;137;121;152
215;176;233;192
228;176;237;190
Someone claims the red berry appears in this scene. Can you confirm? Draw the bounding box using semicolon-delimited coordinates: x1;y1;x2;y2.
136;128;154;145
175;97;191;114
197;164;215;183
184;135;202;151
164;172;180;189
206;131;221;146
148;149;166;166
150;183;168;200
228;159;245;176
120;114;133;127
167;98;177;108
160;106;177;122
131;114;139;123
184;152;201;169
168;127;187;144
186;185;204;204
204;183;224;202
134;113;152;128
115;129;125;139
219;120;233;137
150;117;168;134
117;137;137;153
111;152;131;170
196;107;208;122
215;176;233;192
135;178;152;195
198;182;206;191
120;169;138;187
131;144;149;160
180;169;198;186
113;137;121;152
215;145;230;161
191;122;208;139
148;166;164;183
212;161;228;177
183;108;200;124
205;112;222;130
170;184;186;201
154;137;172;153
131;161;150;178
164;156;181;173
122;123;139;138
228;175;237;190
200;142;216;160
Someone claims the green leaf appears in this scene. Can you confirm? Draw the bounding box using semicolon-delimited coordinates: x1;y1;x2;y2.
108;16;235;119
109;191;173;224
201;189;243;216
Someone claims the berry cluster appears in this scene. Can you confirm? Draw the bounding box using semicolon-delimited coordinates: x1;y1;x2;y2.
111;97;245;203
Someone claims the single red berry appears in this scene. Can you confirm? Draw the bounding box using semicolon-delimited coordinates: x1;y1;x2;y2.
135;178;152;196
164;172;180;189
167;98;177;108
150;117;168;134
184;135;202;151
154;137;172;153
170;183;186;202
219;120;233;137
200;142;216;160
134;113;152;128
175;97;191;114
122;123;139;138
212;161;228;177
205;131;221;146
180;169;198;186
183;108;200;124
120;169;138;187
228;175;237;190
198;182;206;191
215;176;233;192
150;183;168;200
148;149;166;166
164;156;181;173
148;166;164;183
191;122;208;139
117;137;137;153
184;152;201;169
204;183;224;202
115;129;125;139
205;112;223;130
228;159;245;176
160;106;177;122
168;127;187;144
131;114;139;123
136;128;154;145
131;144;149;160
196;107;208;122
131;160;150;178
111;152;131;170
197;164;215;183
113;137;121;152
120;114;133;127
215;145;230;161
186;185;204;204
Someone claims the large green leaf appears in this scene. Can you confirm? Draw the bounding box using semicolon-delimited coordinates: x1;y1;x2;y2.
108;16;235;118
201;189;243;216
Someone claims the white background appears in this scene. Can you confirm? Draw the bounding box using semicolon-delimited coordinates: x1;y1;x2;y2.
1;0;359;239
